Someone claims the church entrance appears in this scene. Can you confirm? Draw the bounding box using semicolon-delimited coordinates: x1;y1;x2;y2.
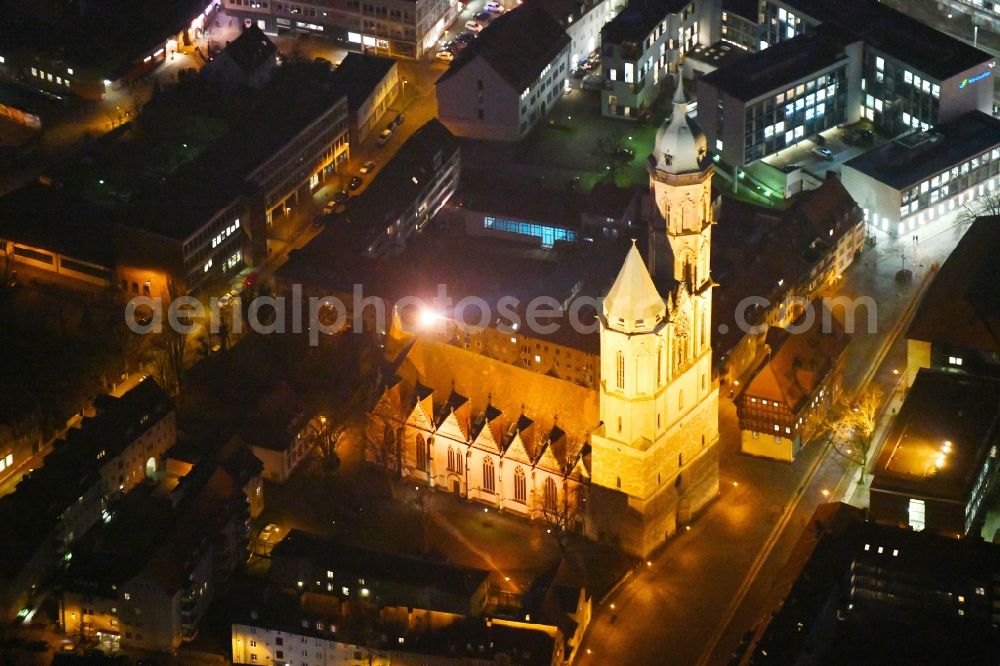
452;480;461;495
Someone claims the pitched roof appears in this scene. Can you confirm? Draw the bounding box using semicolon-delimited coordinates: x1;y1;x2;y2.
393;336;597;467
743;301;850;412
603;242;667;329
907;215;1000;353
437;4;570;92
222;25;277;74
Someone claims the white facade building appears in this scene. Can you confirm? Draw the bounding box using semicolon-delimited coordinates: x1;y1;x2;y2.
436;5;571;141
841;111;1000;238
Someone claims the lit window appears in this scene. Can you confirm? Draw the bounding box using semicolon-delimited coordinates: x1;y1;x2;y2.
864;543;870;551
892;549;898;557
948;356;963;366
908;498;926;531
976;587;985;595
326;571;333;579
876;56;884;71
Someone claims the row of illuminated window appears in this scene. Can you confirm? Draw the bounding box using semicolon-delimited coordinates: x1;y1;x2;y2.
30;66;72;88
211;219;240;248
0;452;13;472
901;150;1000;205
903;70;941;97
483;217;577;246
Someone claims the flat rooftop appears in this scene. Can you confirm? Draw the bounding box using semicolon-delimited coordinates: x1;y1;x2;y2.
906;214;1000;353
698;32;848;102
602;0;692;45
844;111;1000;191
872;369;1000;501
271;530;490;599
0;0;209;77
0;60;348;244
780;0;993;80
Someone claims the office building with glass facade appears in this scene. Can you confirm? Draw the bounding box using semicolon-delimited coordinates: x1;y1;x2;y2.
697;33;859;167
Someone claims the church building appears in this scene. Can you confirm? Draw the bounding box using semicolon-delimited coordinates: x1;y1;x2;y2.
368;79;720;557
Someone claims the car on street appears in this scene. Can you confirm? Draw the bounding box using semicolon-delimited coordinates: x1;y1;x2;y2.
376;128;393;146
390;113;404;128
572;68;586;79
456;31;477;44
582;74;603;91
219;292;233;308
359;160;376;174
474;9;491;21
260;523;278;542
323;200;337;215
614;147;635;162
436;49;455;62
465;20;483;32
812;146;834;160
348;175;363;190
334;189;350;205
485;1;504;13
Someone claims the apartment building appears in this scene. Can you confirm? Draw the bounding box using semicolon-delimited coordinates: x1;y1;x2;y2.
436;4;571;141
0;379;175;622
600;0;705;119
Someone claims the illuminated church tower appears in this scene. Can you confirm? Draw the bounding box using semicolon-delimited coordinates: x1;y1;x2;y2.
590;78;720;557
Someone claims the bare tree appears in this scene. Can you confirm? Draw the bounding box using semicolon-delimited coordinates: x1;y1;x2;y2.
957;190;1000;234
366;390;407;477
0;243;14;287
541;484;585;554
140;279;190;395
825;386;883;480
305;415;347;473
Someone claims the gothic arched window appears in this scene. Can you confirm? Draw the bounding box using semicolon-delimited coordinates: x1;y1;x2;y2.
657;345;663;386
616;351;625;390
416;434;428;471
482;457;495;493
514;467;526;503
544;477;558;511
447;446;455;472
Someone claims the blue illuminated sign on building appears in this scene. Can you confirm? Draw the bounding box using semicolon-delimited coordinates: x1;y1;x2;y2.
960;70;991;89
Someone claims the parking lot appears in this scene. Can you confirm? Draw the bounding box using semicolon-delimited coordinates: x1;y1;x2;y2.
760;122;883;179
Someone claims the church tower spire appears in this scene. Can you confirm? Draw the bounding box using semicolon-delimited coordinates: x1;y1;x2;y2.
587;74;720;557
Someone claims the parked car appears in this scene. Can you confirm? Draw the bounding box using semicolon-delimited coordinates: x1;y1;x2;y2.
465;20;483;33
572;68;586;79
348;175;363;190
485;1;504;13
614;147;635;162
474;9;491;21
359;160;376;174
455;31;477;44
260;523;278;541
390;113;404;128
582;74;603;91
376;128;393;146
812;146;834;160
334;190;350;205
437;48;456;62
323;200;337;215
